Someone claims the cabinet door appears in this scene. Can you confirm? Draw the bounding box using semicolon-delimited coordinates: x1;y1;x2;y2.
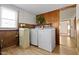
31;29;38;46
24;28;30;48
19;28;30;48
19;29;25;48
38;29;52;51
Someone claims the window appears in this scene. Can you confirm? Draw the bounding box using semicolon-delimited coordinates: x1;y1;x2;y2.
0;7;18;29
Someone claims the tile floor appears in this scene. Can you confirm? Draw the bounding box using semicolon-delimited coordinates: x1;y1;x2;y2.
1;36;78;55
60;36;77;48
1;45;78;55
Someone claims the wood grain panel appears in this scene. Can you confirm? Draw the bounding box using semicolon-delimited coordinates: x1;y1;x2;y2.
0;30;19;48
39;10;60;44
77;19;79;50
0;39;1;54
19;23;35;28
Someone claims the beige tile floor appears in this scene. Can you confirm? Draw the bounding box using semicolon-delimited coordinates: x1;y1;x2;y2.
60;36;77;48
1;45;78;55
1;36;78;55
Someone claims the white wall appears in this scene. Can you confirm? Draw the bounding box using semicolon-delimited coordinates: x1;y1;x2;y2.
76;5;79;19
60;7;76;21
19;9;36;24
60;21;68;34
70;20;76;37
0;4;36;24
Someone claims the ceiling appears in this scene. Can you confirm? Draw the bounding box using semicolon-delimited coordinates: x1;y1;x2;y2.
14;4;72;15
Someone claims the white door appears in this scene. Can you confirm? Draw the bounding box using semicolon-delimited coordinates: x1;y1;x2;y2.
38;29;53;52
31;29;38;46
60;21;70;36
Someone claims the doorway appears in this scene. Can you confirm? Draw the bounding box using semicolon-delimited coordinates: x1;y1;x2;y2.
59;19;77;48
60;20;70;36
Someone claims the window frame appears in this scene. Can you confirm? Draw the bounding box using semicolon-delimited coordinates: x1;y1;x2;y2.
0;6;18;30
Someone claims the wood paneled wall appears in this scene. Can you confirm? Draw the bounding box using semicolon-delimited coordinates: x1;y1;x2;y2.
40;10;60;44
0;23;35;49
0;39;1;54
19;23;35;28
0;30;19;48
